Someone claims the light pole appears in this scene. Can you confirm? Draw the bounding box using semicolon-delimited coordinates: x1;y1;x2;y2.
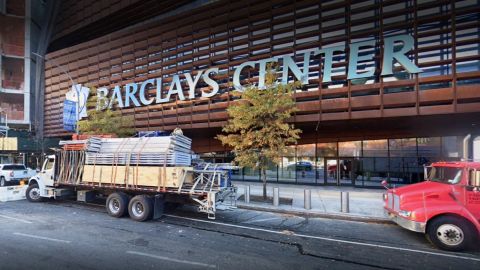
32;52;82;134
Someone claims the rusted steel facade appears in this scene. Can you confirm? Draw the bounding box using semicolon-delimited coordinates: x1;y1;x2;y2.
44;0;480;153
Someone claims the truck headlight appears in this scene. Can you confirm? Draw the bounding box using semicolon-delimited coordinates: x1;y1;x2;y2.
398;210;412;218
383;194;387;201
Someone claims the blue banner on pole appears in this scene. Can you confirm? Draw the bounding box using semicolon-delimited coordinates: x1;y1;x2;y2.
63;100;77;132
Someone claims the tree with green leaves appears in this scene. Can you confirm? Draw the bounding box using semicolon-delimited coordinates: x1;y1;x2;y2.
217;70;302;200
77;87;135;137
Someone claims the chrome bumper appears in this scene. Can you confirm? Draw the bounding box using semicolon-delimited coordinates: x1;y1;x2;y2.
384;209;426;233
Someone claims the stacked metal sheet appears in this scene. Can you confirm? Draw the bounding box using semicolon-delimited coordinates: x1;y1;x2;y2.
85;137;102;152
85;134;192;166
59;139;88;151
59;137;104;151
59;140;87;145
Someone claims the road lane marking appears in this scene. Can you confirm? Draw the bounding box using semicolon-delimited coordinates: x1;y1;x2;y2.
0;214;33;224
164;214;480;262
126;251;216;269
243;217;281;224
13;232;71;244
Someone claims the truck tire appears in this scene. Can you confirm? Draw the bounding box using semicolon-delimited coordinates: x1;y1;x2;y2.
26;183;44;202
128;195;153;222
106;192;129;218
0;177;5;187
426;216;475;251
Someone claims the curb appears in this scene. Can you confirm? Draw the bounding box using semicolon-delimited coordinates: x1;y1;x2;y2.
237;204;393;224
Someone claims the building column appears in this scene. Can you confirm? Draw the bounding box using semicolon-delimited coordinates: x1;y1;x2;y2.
24;0;31;128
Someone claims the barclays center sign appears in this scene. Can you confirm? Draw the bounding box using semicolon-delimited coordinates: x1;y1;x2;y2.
93;34;422;109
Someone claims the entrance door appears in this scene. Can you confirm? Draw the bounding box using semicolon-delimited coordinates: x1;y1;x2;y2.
325;158;355;186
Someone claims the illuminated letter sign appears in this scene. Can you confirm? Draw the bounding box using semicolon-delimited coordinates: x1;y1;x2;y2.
90;34;421;110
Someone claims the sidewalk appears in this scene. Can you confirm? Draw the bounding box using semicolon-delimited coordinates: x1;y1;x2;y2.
232;181;390;223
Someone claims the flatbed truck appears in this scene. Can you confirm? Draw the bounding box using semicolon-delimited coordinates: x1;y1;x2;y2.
26;149;236;221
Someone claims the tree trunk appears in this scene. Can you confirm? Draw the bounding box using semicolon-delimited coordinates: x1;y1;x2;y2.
262;168;267;201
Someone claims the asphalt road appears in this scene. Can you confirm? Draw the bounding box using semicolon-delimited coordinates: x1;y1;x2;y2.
0;200;478;270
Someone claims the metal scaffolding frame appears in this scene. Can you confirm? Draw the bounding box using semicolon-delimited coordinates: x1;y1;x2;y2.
0;111;8;137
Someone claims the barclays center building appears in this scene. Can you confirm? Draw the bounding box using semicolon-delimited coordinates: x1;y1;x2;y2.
41;0;480;188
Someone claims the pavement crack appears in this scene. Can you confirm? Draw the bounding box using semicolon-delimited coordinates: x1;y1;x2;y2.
161;218;402;270
287;217;309;230
278;217;288;227
238;212;263;223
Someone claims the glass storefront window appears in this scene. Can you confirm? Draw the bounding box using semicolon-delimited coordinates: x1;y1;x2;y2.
417;137;442;177
316;157;326;184
317;142;337;157
363;140;388;157
417;137;441;165
265;159;278;182
296;144;316;184
220;135;464;187
316;143;337;184
361;157;389;187
389;138;417;157
442;136;463;159
339;141;361;157
230;167;244;181
285;145;296;156
389;157;422;185
243;167;260;181
297;144;316;157
417;137;441;157
279;156;296;183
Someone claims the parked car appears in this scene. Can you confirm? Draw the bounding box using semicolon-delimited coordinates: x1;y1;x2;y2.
287;161;313;171
0;164;36;187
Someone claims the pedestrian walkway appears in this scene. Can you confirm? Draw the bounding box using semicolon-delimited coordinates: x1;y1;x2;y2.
233;181;388;222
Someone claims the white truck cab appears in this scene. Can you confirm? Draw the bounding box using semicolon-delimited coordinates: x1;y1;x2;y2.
26;155;56;201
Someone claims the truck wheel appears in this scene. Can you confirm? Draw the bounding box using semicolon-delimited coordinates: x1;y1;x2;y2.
426;216;475;251
26;183;44;202
0;177;6;187
128;195;153;222
106;192;129;218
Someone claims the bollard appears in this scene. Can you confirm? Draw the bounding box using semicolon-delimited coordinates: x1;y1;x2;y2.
273;187;279;207
304;189;311;210
244;185;250;204
341;191;350;213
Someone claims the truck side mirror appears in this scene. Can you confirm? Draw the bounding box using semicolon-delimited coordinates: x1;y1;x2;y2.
423;165;432;181
381;180;389;190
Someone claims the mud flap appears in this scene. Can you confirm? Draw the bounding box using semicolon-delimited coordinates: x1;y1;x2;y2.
153;195;165;220
207;192;216;220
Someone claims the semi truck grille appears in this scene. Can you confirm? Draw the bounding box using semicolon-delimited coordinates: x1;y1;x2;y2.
387;193;393;209
393;194;400;212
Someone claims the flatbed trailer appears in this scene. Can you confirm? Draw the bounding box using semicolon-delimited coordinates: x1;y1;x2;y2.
26;149;236;221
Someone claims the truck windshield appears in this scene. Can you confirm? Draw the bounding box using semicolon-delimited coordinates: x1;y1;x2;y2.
428;167;463;184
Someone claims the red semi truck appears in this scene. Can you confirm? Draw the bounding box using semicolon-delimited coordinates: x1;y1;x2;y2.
384;161;480;251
